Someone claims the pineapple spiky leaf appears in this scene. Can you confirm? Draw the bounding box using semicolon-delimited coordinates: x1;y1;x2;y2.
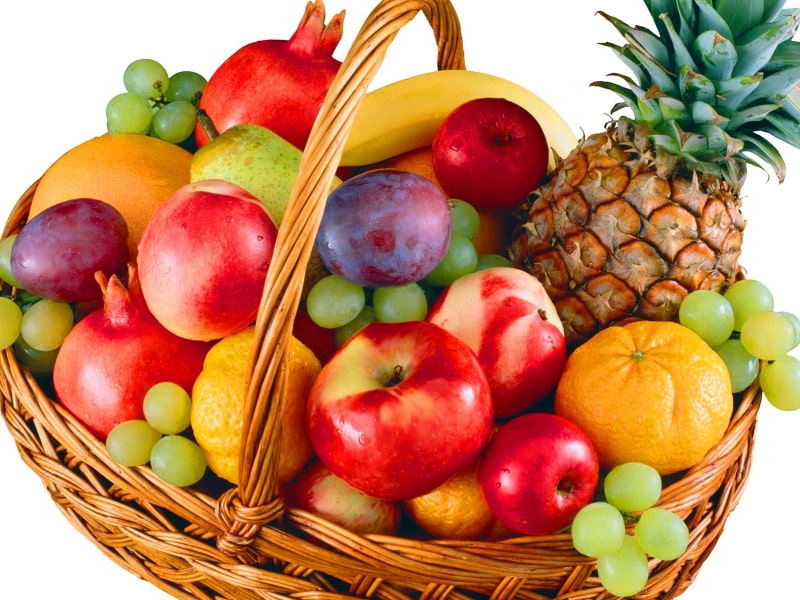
511;0;800;347
740;131;788;180
594;0;800;183
694;30;736;80
716;73;764;111
734;9;800;75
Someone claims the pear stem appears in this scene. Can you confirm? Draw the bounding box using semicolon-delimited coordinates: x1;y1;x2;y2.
196;109;219;141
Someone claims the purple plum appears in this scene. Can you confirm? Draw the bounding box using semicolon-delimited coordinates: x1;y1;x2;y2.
315;169;451;288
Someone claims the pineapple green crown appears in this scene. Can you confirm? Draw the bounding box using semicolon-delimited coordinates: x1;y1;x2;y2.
594;0;800;183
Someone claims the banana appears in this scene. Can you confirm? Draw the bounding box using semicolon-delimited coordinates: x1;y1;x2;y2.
340;69;579;169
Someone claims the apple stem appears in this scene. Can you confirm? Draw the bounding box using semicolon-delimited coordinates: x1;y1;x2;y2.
386;365;404;387
493;129;513;147
196;109;220;141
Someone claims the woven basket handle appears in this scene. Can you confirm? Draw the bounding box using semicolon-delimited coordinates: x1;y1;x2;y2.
214;0;465;559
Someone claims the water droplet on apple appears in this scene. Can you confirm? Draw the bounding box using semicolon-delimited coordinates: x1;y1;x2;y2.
358;433;369;446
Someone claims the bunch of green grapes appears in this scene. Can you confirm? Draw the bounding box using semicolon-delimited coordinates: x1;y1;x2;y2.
679;280;800;411
106;381;206;487
304;198;512;343
570;462;690;597
105;58;207;146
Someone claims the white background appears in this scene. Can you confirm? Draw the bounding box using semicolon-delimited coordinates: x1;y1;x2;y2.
1;1;798;598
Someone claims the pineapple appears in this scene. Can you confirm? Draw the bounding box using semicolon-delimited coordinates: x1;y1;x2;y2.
511;0;800;348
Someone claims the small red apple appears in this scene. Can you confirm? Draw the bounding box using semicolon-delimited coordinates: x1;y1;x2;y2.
285;461;401;536
306;320;494;502
426;266;566;417
137;179;278;341
478;412;599;536
432;97;549;211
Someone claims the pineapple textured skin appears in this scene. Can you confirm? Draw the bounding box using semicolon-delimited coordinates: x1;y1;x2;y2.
512;0;800;348
511;121;745;348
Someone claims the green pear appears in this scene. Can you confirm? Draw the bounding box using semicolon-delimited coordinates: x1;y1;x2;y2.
190;121;341;227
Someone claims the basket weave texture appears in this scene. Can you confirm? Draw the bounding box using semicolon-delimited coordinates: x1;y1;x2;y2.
1;1;762;599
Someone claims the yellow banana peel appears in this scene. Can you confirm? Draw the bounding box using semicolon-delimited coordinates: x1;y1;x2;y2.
341;69;578;169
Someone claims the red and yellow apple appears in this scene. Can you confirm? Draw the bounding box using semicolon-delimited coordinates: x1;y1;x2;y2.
306;320;494;502
426;266;566;417
137;179;278;341
285;460;401;536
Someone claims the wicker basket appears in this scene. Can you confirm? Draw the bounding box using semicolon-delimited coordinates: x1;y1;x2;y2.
0;1;762;598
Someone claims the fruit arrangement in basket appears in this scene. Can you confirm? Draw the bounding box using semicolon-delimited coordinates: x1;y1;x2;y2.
3;1;800;599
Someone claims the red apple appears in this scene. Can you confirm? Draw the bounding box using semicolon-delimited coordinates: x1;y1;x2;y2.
285;461;401;536
478;412;599;536
137;179;278;341
306;320;494;502
432;97;549;211
426;266;566;417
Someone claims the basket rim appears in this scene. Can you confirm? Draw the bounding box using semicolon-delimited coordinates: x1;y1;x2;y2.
0;0;765;598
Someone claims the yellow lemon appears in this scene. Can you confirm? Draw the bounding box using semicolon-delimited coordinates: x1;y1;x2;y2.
191;327;320;485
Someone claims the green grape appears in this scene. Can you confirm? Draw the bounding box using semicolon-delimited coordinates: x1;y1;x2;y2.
106;420;162;467
448;198;480;240
779;311;800;349
373;283;428;323
306;274;366;329
714;338;759;393
0;296;22;350
739;310;796;361
164;70;207;105
476;253;513;271
150;434;207;487
634;507;689;561
150;100;197;144
724;279;774;331
0;235;23;288
570;501;626;557
12;336;58;376
423;234;478;287
19;298;74;351
123;58;169;99
596;535;650;597
604;462;662;513
760;354;800;411
106;92;153;134
143;382;192;435
678;289;735;347
335;305;377;347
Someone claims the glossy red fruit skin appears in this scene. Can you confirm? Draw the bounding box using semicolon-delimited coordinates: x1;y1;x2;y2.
478;412;599;536
432;97;549;211
285;460;402;536
136;179;278;342
307;321;494;502
195;0;344;150
426;267;566;417
53;267;212;441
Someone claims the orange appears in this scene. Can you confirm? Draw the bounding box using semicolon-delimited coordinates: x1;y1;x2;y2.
403;462;514;540
191;327;321;486
30;133;193;260
554;320;733;476
380;146;513;256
